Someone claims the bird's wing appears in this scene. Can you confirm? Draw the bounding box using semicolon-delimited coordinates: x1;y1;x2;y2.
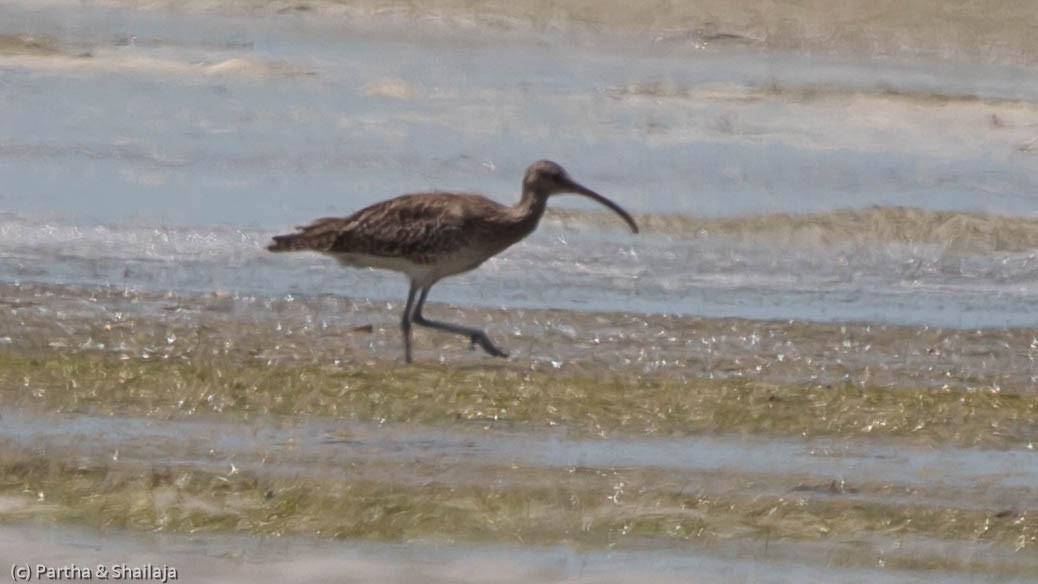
330;193;482;262
269;192;507;260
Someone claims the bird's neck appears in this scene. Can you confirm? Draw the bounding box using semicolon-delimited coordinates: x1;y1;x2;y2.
508;190;548;234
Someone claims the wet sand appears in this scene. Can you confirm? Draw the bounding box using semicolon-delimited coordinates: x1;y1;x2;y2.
1;283;1036;582
4;282;1036;392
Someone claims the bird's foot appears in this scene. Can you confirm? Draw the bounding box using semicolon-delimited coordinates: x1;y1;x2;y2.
470;333;509;359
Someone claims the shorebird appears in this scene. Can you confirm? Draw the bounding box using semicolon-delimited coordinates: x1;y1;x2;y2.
268;160;639;363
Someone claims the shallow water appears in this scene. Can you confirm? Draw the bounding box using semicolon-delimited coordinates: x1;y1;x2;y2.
4;408;1037;499
5;522;1030;584
2;1;1038;582
3;403;1036;580
2;1;1038;328
2;209;1038;328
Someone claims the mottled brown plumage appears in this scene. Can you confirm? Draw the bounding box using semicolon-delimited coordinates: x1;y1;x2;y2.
270;192;539;275
269;160;638;363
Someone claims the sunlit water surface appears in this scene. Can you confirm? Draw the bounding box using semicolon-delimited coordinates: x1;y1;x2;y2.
2;1;1038;582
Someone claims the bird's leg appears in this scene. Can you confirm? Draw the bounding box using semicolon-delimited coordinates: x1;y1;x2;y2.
412;286;509;359
400;283;419;364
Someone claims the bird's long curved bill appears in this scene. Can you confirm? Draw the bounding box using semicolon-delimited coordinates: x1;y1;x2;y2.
566;180;640;234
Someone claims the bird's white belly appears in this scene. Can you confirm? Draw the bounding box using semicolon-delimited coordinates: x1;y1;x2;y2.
325;250;488;287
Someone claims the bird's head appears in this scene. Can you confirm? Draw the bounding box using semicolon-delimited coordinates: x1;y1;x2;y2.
523;160;639;234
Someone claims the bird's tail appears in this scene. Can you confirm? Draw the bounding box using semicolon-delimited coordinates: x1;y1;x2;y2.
267;217;344;252
267;233;309;252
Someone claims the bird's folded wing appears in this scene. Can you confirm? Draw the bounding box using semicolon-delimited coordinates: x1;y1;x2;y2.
330;194;475;261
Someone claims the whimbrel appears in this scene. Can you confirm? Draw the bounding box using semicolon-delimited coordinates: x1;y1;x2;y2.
268;160;639;363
